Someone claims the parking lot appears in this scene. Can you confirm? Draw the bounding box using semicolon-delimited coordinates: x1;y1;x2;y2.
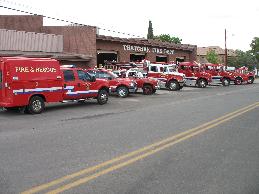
0;81;259;194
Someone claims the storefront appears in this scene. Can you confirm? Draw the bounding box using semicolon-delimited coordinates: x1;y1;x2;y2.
96;35;197;66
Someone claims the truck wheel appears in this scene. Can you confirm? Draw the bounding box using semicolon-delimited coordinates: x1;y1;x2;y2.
222;78;230;86
168;80;180;91
143;85;153;95
197;79;207;88
234;77;242;85
117;86;129;98
27;96;45;114
248;77;254;84
97;89;108;105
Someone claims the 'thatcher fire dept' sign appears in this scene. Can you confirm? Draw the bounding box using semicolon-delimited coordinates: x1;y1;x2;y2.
123;45;174;55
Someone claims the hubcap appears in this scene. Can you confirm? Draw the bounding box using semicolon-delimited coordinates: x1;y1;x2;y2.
170;82;177;89
32;100;42;112
236;79;241;84
118;89;126;97
201;81;206;87
100;93;108;102
224;79;229;85
144;87;151;94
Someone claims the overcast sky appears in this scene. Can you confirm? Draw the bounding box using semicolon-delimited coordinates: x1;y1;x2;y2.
1;0;259;51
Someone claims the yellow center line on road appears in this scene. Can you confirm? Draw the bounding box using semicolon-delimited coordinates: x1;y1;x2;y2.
21;102;259;194
45;103;259;194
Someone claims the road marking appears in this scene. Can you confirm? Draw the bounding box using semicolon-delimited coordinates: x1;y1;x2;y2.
21;102;259;194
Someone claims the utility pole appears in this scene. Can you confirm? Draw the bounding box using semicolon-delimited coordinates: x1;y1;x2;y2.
225;29;228;67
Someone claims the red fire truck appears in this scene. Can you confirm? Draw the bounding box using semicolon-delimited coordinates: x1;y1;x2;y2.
178;62;212;88
236;66;255;84
202;63;232;86
113;68;159;95
147;63;185;91
0;57;110;114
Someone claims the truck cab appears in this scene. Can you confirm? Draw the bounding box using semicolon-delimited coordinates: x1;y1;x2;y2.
147;63;185;91
124;68;159;95
178;62;212;88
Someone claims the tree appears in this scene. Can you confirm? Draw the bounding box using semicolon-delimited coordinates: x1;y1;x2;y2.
227;50;257;70
206;50;219;64
154;34;182;44
147;20;154;39
250;37;259;64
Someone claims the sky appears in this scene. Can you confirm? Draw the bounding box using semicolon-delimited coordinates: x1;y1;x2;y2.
0;0;259;51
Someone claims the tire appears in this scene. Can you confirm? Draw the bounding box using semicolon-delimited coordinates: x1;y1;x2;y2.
167;80;180;91
143;85;153;95
197;79;207;88
222;78;230;86
27;96;45;114
116;86;129;98
234;77;242;85
248;76;254;84
97;89;108;105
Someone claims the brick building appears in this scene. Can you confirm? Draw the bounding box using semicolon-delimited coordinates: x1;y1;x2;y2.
0;15;197;67
96;35;196;66
197;46;236;64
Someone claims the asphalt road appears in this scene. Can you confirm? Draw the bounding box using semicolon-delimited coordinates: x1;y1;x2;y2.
0;81;259;194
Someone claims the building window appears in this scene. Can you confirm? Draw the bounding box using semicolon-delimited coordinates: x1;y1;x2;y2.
156;56;167;62
130;53;146;62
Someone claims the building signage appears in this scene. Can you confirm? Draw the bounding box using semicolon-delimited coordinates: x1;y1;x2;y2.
123;45;174;55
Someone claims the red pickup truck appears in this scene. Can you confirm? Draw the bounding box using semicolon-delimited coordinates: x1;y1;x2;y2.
86;69;138;98
0;57;110;114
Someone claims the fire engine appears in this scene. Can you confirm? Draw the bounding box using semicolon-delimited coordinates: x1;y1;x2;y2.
114;68;159;95
225;66;250;85
86;69;138;98
0;57;110;114
236;66;255;84
202;63;232;86
178;62;212;88
146;63;185;91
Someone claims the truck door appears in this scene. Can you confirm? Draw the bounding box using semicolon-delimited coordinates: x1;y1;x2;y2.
148;65;160;78
76;70;95;98
62;69;88;100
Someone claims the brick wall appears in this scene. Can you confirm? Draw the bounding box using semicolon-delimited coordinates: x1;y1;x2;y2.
43;26;97;66
0;15;43;32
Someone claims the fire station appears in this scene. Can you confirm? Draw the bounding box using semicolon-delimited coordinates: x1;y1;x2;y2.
0;15;197;68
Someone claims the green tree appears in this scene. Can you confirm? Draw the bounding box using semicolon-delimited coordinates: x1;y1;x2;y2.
155;34;182;44
206;50;219;64
227;50;256;70
147;20;154;39
250;37;259;64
